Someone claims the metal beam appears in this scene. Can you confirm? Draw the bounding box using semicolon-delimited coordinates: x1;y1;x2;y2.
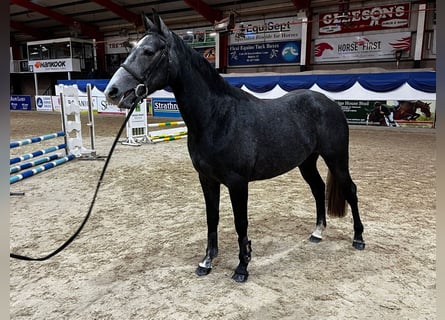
10;20;48;39
11;0;106;70
89;0;143;27
182;0;223;23
11;0;102;39
291;0;310;11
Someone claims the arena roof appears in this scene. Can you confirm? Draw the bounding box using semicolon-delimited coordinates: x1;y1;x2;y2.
10;0;334;43
10;0;437;44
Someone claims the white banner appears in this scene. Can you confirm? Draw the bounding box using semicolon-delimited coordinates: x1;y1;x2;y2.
29;58;81;73
314;32;411;62
35;95;53;112
229;17;302;44
96;96;125;114
52;95;97;112
105;36;130;55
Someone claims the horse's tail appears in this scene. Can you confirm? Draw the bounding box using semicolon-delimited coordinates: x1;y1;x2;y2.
326;170;347;218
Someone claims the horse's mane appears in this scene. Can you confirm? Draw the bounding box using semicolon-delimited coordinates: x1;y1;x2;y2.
170;32;254;100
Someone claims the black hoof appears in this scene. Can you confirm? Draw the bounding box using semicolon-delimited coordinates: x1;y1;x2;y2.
309;235;322;243
352;240;366;250
232;272;248;283
195;266;212;276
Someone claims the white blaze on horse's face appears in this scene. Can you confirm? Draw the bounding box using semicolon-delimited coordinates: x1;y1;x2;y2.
104;66;140;107
104;32;169;109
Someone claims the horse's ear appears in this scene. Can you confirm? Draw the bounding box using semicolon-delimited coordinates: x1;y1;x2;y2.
152;9;170;37
142;13;155;32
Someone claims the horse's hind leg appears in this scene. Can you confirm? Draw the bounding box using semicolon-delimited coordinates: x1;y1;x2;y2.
340;177;365;250
228;181;252;283
195;174;220;276
298;153;327;243
324;157;365;250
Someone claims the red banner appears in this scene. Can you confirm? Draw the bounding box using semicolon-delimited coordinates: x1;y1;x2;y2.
319;3;410;35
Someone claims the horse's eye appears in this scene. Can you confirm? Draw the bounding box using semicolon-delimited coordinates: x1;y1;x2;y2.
143;47;155;56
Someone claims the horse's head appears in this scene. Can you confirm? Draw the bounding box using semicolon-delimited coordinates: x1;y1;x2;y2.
416;100;431;118
105;12;171;109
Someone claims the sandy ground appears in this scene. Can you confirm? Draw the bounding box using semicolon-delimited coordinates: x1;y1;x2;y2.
10;111;436;319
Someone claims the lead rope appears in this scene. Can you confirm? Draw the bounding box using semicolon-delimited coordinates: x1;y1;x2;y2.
10;97;141;261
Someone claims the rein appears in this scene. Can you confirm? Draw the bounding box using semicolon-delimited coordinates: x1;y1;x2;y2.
10;92;142;261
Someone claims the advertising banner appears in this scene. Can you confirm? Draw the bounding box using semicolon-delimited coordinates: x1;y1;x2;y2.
337;99;435;128
28;58;81;73
127;102;147;135
10;95;32;111
227;17;302;67
337;100;376;124
96;96;124;114
319;3;410;35
229;17;302;44
151;98;181;118
52;95;98;112
314;32;411;62
105;36;130;55
35;95;53;112
229;41;301;66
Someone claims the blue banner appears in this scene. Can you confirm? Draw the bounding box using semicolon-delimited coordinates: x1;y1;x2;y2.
228;41;301;66
10;95;32;111
151;98;181;118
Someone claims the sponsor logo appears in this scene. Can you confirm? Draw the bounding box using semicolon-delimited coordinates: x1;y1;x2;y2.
389;36;411;51
282;43;299;62
34;60;67;69
314;43;334;57
154;101;179;111
36;97;43;108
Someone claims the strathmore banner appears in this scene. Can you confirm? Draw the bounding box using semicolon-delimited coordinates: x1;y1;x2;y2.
314;32;411;63
318;3;410;35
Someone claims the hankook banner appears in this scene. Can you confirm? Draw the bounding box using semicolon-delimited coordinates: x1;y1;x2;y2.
28;58;81;73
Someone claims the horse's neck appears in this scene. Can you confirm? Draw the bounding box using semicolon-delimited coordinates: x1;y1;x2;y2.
168;36;238;130
400;102;414;114
414;102;423;111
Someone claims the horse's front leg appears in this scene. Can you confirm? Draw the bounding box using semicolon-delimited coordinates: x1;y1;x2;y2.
195;174;220;276
229;182;252;283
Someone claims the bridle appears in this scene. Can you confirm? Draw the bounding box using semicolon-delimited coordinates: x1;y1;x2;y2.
119;33;169;103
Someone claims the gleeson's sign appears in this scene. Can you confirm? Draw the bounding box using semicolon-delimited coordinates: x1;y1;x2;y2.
319;3;410;35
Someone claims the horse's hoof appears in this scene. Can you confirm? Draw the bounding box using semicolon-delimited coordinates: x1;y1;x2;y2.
232;272;248;283
352;240;365;250
195;266;212;276
309;235;322;243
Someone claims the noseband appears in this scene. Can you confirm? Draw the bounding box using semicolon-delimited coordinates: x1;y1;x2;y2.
120;33;169;100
